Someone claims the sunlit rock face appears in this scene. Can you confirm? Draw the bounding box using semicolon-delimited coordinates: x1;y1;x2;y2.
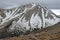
0;3;60;34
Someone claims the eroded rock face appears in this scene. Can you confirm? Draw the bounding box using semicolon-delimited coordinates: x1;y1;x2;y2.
0;3;60;35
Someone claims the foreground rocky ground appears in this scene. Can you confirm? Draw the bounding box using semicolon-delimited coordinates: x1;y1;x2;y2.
0;23;60;40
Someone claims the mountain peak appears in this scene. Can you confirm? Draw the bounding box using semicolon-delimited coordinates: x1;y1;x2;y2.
0;3;60;35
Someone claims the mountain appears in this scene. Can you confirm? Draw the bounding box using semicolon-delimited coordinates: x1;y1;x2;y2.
0;3;60;38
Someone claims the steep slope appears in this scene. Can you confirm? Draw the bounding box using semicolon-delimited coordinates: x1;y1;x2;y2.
0;22;60;40
0;3;60;38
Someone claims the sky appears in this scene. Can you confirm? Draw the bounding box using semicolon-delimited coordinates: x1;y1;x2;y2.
0;0;60;9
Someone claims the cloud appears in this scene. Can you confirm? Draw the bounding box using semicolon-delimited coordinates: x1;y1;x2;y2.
50;9;60;15
0;0;60;9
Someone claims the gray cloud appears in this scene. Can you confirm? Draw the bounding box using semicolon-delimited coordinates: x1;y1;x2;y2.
0;0;60;9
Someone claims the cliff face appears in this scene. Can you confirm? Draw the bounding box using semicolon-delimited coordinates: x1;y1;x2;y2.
0;3;60;39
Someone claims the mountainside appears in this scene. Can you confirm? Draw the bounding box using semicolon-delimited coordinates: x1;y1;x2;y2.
0;3;60;39
0;22;60;40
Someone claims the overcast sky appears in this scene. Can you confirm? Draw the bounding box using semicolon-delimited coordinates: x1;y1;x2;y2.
0;0;60;9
